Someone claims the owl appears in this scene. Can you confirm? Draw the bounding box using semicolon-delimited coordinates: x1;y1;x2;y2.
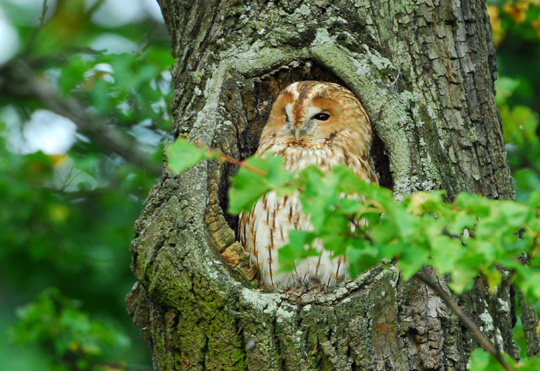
238;81;378;290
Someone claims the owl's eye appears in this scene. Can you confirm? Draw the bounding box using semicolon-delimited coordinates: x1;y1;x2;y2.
313;113;330;121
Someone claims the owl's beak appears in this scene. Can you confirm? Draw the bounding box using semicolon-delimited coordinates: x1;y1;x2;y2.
292;120;307;140
294;128;301;140
290;120;312;140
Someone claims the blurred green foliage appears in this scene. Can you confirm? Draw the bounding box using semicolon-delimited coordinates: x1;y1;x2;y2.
0;0;173;369
488;1;540;365
9;287;130;371
489;1;540;203
497;75;540;202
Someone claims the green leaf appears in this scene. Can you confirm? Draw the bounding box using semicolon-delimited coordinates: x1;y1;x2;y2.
377;242;405;260
319;214;349;255
337;198;364;215
469;348;492;371
502;105;539;144
528;190;540;207
261;154;296;197
228;154;295;214
470;347;529;371
513;168;540;202
297;165;335;219
455;193;491;218
371;218;398;244
404;191;447;216
482;266;502;293
430;236;463;274
58;55;94;96
166;139;216;174
514;353;540;370
513;265;540;301
385;205;416;239
9;287;129;361
473;200;528;243
330;164;369;194
398;245;429;280
448;264;478;294
494;76;520;106
446;212;477;236
278;230;319;272
89;78;112;114
346;239;380;278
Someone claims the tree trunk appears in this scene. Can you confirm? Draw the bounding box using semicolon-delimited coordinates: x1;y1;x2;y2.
126;1;536;369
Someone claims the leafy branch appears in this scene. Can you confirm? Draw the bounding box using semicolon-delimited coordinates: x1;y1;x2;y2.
167;138;540;369
196;141;267;176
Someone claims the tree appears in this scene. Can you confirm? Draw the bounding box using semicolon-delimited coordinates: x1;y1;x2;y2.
127;0;539;369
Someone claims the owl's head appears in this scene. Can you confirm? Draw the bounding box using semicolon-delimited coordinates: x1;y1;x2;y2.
260;81;373;159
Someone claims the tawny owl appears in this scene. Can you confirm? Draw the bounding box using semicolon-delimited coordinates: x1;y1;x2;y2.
239;81;378;290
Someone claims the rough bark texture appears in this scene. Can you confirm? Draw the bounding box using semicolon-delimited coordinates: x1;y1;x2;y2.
126;1;538;369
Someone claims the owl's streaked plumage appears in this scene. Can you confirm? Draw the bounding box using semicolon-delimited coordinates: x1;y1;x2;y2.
239;81;378;290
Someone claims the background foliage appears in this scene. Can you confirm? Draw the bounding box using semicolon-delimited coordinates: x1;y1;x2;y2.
0;0;171;369
487;1;540;366
1;0;540;370
489;0;540;202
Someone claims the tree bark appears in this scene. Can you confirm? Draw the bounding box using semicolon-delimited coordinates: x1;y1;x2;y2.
126;1;537;369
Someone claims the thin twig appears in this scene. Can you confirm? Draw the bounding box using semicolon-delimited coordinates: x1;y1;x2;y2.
22;0;50;56
38;0;50;26
196;142;267;176
415;269;515;371
87;0;106;17
347;216;373;243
